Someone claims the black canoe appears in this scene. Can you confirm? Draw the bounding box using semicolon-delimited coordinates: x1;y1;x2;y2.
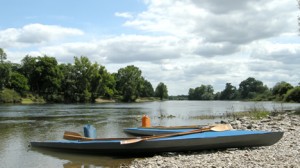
30;130;283;155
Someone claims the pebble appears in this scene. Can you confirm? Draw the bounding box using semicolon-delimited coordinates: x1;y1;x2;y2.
127;112;300;168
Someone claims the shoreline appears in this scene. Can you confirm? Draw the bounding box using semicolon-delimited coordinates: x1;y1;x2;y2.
127;112;300;168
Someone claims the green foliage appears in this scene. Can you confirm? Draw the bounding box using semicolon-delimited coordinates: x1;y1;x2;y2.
139;78;154;97
72;56;98;102
168;95;188;100
272;81;293;101
284;86;300;103
188;84;214;100
0;48;7;63
20;55;37;91
98;66;116;99
59;63;76;102
0;62;11;90
155;82;168;100
1;49;299;104
238;77;268;99
36;56;62;94
116;65;143;102
247;107;270;119
219;83;238;100
21;55;63;97
252;90;273;101
0;88;21;103
8;72;29;95
226;110;270;120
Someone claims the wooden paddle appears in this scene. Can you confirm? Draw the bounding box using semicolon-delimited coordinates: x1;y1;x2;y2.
63;131;93;140
120;124;233;145
63;131;140;141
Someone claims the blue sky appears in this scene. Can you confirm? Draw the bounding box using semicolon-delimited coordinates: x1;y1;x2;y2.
1;0;145;33
1;0;300;95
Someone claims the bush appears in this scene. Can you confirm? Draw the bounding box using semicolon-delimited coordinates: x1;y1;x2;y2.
284;86;300;103
0;88;21;103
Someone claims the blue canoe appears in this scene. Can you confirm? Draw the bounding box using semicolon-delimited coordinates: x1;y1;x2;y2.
30;130;283;155
124;127;198;136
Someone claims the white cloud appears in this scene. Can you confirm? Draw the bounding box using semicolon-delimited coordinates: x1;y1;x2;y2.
2;0;300;95
115;12;133;18
0;23;84;48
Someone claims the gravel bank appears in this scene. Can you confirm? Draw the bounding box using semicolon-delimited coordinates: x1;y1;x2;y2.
127;113;300;168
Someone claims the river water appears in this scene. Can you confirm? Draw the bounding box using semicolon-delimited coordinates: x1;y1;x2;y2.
0;101;299;167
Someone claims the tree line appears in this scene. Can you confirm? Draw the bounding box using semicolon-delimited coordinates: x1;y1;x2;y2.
0;48;168;103
1;47;299;103
187;78;300;103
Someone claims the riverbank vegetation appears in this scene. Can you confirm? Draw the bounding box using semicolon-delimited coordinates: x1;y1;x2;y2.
0;48;299;104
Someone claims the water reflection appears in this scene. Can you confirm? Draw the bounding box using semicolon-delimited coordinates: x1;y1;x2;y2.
31;148;136;168
0;101;299;167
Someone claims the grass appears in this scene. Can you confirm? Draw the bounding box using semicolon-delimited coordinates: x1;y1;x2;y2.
189;115;220;120
21;97;45;104
295;107;300;115
225;110;270;120
135;97;160;102
190;106;271;121
21;98;34;104
224;105;270;120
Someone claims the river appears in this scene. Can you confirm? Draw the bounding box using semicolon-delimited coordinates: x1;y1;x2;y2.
0;101;299;167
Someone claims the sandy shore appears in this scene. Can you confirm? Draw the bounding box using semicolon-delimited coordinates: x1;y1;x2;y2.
127;112;300;168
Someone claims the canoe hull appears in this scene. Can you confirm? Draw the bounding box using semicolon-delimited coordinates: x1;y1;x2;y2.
124;127;196;136
31;130;283;155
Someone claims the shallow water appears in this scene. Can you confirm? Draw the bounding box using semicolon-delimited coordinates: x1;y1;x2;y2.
0;101;299;167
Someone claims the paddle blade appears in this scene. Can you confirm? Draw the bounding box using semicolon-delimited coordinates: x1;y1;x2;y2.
120;138;142;145
64;131;82;137
63;134;82;140
63;131;92;140
210;124;233;131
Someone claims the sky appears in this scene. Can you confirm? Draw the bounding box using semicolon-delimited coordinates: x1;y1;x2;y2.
1;0;300;95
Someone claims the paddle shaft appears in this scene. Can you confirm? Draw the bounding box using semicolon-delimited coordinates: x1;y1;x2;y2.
121;124;233;144
63;131;144;141
142;127;211;141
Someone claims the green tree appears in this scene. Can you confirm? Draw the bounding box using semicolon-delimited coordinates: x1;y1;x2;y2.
188;85;214;100
20;55;37;92
284;86;300;103
238;77;268;99
220;83;238;100
272;81;293;101
73;56;99;102
21;55;62;101
59;63;77;102
155;82;168;100
98;66;116;99
0;49;10;90
8;72;29;95
188;88;195;100
0;63;11;90
36;56;62;95
0;48;7;63
89;63;102;102
116;65;143;102
139;78;154;97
